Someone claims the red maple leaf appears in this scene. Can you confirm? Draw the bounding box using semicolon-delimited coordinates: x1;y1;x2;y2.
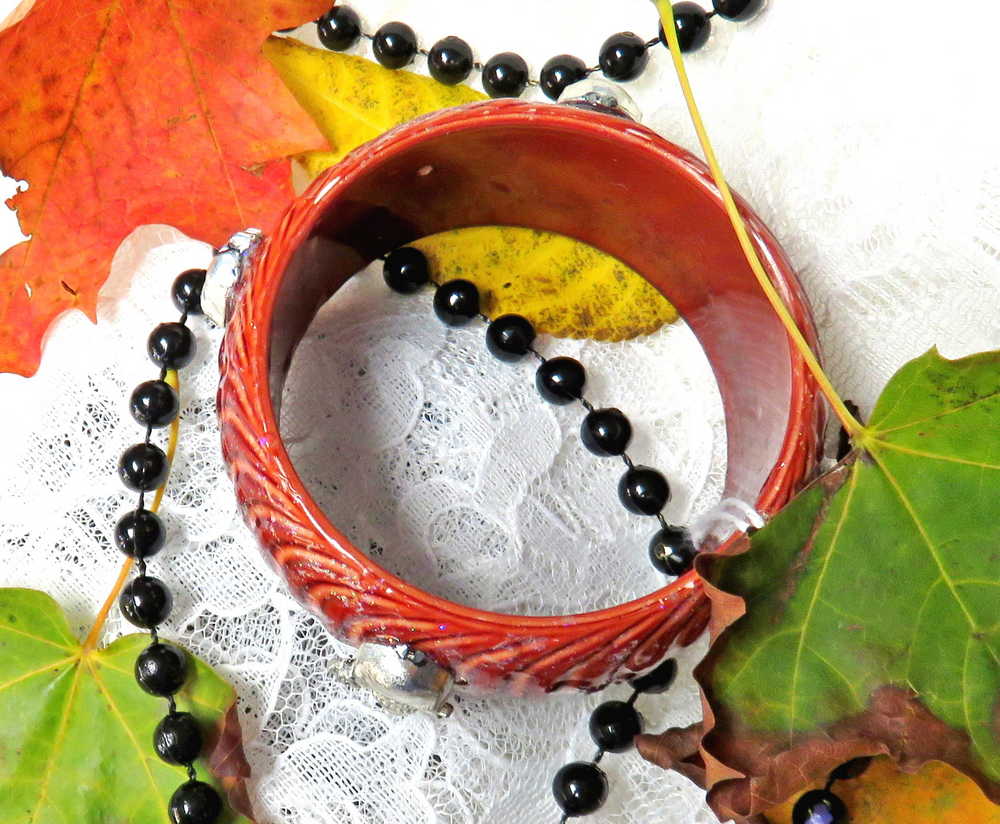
0;0;329;376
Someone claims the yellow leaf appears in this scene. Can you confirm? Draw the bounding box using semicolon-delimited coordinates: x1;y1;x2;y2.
412;227;677;341
265;37;678;341
264;36;485;168
767;758;1000;824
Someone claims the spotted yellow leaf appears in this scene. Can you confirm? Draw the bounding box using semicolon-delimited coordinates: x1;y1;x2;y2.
412;227;677;340
265;37;678;341
264;36;485;170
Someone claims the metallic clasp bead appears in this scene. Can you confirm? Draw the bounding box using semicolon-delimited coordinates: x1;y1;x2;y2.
202;228;263;326
560;78;641;122
348;643;455;718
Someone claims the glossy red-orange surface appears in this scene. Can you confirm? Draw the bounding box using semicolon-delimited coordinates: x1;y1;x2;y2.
218;100;824;693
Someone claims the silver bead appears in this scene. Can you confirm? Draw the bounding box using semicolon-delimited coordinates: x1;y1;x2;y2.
559;78;641;122
348;643;455;718
202;228;263;326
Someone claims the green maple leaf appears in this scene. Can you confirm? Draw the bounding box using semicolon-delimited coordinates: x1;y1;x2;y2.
643;348;1000;819
0;588;251;823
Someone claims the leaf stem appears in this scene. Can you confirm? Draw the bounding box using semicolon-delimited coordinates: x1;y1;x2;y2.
652;1;864;438
82;370;181;653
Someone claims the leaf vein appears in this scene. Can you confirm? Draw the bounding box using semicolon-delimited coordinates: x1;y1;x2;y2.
29;661;83;823
86;657;167;808
0;655;76;694
870;451;998;670
788;462;861;734
874;389;1000;436
0;621;75;652
21;1;121;272
164;0;245;225
805;644;864;709
874;440;1000;471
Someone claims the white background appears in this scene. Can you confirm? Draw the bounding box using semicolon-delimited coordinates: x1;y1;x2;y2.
2;2;1000;823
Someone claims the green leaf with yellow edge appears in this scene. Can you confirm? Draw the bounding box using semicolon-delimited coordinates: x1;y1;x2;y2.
0;588;250;823
264;37;678;341
642;348;1000;819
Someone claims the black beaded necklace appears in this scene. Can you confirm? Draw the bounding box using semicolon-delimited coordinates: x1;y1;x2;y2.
110;246;695;824
382;245;698;579
114;247;695;824
304;0;763;100
105;7;870;823
380;244;697;820
110;256;857;824
114;268;223;824
381;249;864;823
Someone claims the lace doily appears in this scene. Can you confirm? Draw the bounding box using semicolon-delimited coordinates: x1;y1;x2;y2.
2;2;1000;823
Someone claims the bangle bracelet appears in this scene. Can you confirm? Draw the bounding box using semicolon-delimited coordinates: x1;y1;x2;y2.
217;98;824;694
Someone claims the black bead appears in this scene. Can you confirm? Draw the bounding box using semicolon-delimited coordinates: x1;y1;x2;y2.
433;279;480;326
119;575;173;628
383;247;430;294
581;408;632;456
316;5;362;51
829;756;873;782
482;52;529;98
114;508;166;558
629;657;678;694
649;525;696;575
372;21;417;69
171;269;206;315
589;700;643;753
118;443;168;492
619;466;671;515
539;54;588;101
713;0;764;21
135;642;188;696
428;36;474;85
168;780;222;824
553;761;608;816
661;3;712;53
486;314;535;362
148;322;195;370
155;712;204;765
130;379;179;428
599;32;649;82
536;357;586;405
792;789;847;824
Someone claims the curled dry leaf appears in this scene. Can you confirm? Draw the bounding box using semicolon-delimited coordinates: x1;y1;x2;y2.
640;348;1000;821
0;588;252;822
0;0;330;376
209;704;255;820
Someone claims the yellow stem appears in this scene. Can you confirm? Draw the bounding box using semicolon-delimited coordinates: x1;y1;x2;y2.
82;370;182;653
653;1;864;437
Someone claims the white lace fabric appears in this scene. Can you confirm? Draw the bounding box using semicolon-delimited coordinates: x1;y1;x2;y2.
2;2;1000;822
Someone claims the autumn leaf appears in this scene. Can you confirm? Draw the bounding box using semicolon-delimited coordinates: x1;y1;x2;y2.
263;36;485;174
0;0;330;377
766;758;1000;824
640;348;1000;820
411;227;678;341
0;588;252;823
266;37;678;340
0;0;32;30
